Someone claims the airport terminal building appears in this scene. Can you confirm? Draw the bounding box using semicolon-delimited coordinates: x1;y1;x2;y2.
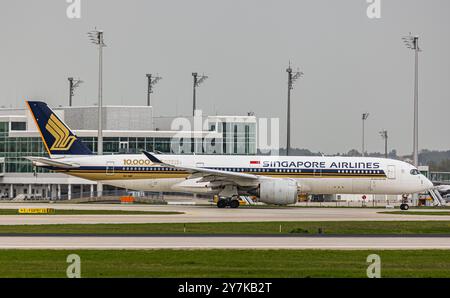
0;104;257;200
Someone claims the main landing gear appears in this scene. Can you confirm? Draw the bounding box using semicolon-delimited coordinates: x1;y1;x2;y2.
400;194;410;210
217;197;240;209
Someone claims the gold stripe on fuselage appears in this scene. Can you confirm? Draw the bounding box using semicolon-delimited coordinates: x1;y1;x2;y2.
61;172;190;180
56;170;386;181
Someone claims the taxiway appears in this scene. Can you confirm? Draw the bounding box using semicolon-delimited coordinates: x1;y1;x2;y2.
0;235;449;250
0;203;449;225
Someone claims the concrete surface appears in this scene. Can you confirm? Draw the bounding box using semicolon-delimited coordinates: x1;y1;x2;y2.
0;235;449;249
0;203;449;225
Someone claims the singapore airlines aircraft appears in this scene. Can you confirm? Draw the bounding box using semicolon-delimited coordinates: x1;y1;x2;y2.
25;101;433;210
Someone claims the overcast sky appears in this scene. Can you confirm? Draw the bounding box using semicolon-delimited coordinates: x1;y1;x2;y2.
0;0;449;155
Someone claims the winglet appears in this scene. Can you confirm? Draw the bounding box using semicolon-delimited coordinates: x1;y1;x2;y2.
142;151;163;163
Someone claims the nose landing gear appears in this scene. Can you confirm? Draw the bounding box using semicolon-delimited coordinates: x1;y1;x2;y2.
400;203;409;210
400;194;410;210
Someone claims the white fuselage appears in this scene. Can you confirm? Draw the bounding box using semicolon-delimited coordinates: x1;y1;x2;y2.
41;154;433;196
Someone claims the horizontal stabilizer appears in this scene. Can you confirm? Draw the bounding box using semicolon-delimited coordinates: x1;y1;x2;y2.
25;157;80;169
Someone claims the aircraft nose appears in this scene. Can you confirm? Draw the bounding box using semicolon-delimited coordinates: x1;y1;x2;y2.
426;178;434;189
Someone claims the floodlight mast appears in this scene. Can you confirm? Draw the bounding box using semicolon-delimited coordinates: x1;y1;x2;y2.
361;113;369;157
402;33;421;168
88;29;106;197
379;129;388;158
192;72;208;116
146;74;162;106
286;64;304;156
68;77;83;106
402;33;421;207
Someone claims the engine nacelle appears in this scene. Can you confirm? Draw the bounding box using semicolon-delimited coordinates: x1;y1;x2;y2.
258;179;298;205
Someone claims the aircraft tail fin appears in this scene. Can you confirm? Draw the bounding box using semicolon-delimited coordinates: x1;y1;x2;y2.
26;101;93;156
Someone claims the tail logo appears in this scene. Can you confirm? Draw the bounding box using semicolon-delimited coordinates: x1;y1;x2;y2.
45;114;76;151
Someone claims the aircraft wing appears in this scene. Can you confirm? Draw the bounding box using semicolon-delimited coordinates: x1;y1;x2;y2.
24;157;80;169
142;151;260;186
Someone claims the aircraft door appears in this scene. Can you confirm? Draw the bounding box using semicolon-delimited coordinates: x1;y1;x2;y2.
106;161;115;176
119;141;129;153
387;165;396;179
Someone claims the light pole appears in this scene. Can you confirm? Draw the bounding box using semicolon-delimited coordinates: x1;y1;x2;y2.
379;129;388;158
361;113;369;157
88;29;106;197
146;74;162;106
403;33;421;207
402;33;421;168
68;77;83;106
192;72;208;116
286;64;304;156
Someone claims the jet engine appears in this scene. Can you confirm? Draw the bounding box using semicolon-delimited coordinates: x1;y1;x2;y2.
258;179;298;205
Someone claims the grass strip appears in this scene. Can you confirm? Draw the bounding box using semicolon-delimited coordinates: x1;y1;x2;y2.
0;221;450;235
0;249;449;278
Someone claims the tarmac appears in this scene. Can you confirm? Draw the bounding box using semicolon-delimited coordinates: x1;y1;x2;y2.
0;203;449;225
0;235;449;249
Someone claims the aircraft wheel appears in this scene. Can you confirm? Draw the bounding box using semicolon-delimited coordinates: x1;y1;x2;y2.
229;199;240;209
217;199;228;208
400;203;409;210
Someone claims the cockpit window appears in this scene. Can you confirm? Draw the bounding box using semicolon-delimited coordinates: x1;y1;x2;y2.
410;169;420;175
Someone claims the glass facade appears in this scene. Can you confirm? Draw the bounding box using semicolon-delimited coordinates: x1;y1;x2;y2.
212;122;256;155
0;122;47;173
82;137;172;155
11;122;26;131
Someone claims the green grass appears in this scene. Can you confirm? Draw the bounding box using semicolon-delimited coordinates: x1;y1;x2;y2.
0;249;449;277
380;211;450;216
1;221;450;235
0;209;182;216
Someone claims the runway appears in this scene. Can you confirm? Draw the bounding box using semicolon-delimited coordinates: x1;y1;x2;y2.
0;235;449;249
0;203;450;225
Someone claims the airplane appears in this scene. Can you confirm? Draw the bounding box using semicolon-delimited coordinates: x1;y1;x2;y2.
436;185;450;196
25;100;434;210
